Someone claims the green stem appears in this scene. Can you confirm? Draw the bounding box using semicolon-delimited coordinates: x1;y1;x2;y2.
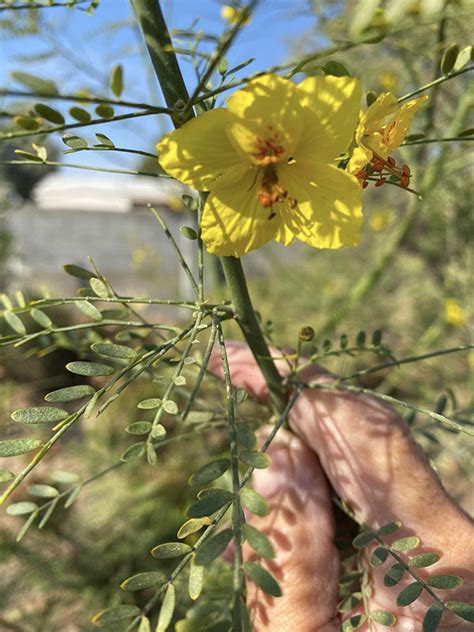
130;0;191;118
403;136;474;145
0;89;167;112
302;381;474;436
215;316;244;630
182;0;258;118
398;65;473;102
220;256;286;413
0;159;165;178
0;108;162;142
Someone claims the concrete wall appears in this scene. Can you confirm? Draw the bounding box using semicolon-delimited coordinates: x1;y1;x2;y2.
8;204;198;299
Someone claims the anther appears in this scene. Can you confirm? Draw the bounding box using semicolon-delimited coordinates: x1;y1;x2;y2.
400;175;410;188
373;160;384;172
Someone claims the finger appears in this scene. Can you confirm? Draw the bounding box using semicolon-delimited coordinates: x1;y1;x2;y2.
244;429;339;632
208;340;329;402
209;342;472;554
289;387;473;554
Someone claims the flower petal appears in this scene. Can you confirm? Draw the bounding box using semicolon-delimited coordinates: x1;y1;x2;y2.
296;75;362;158
278;161;363;249
360;92;398;134
201;167;282;256
274;223;295;246
383;95;428;149
226;74;303;160
347;145;373;174
157;109;242;189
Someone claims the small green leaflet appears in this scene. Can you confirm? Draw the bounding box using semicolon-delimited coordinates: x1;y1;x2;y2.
120;442;146;462
4;311;26;335
7;501;38;516
194;529;233;566
45;385;95;402
92;342;136;359
12;406;69;424
243;562;281;597
92;605;141;625
151;542;192;559
66;361;114;377
28;484;59;498
186;489;233;518
242;523;275;559
239;450;270;469
188;557;204;600
120;571;165;592
110;64;123;97
0;439;43;457
156;584;175;632
188;458;231;486
240;486;268;517
75;300;102;321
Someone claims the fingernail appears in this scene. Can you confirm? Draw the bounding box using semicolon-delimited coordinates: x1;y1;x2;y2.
253;445;291;498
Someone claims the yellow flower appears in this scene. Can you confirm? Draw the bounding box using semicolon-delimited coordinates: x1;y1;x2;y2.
379;71;398;92
348;92;428;189
157;74;363;257
221;5;251;26
444;298;466;327
369;207;394;232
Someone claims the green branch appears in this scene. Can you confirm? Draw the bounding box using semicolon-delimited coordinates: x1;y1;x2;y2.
130;0;190;115
0;108;162;143
341;344;474;381
0;159;165;178
215;315;244;629
0;89;167;112
220;257;286;414
0;324;197;506
182;0;258;117
398;66;473;102
403;136;474;145
149;205;199;297
302;381;474;436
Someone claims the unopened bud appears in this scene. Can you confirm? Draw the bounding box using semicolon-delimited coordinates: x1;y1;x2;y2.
299;326;315;342
174;99;186;112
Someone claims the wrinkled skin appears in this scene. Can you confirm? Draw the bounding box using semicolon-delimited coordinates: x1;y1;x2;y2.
209;342;473;631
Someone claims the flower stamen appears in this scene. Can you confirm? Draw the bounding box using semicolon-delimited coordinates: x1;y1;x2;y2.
256;166;297;217
356;151;412;190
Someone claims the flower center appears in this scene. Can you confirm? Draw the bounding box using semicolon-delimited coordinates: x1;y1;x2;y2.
252;126;284;166
256;165;297;218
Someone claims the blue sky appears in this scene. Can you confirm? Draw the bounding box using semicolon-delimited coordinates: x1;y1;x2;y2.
1;1;323;172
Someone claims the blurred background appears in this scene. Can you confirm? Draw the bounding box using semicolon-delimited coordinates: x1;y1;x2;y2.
0;1;472;630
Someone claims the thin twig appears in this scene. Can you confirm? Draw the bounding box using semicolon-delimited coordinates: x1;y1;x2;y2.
398;66;473;102
215;315;244;629
148;205;199;297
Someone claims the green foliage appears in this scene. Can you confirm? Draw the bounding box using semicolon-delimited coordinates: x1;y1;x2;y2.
0;1;472;629
242;562;281;597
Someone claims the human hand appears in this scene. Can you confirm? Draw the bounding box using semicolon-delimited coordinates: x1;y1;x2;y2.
209;342;474;631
